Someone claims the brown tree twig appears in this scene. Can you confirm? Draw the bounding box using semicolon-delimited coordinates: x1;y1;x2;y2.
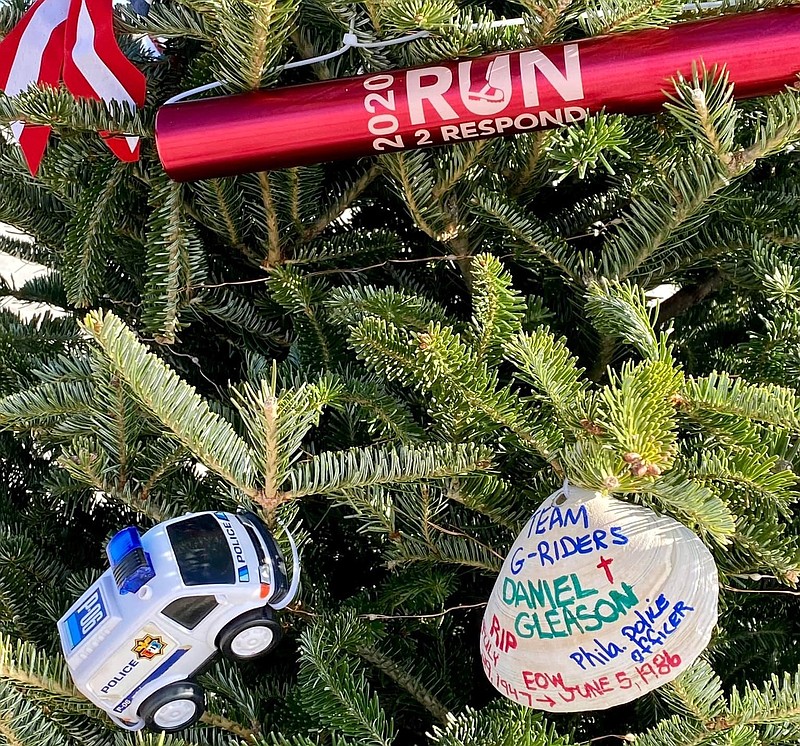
286;601;488;621
656;270;725;326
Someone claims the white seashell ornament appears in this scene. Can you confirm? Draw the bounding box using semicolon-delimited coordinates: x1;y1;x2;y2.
480;482;718;712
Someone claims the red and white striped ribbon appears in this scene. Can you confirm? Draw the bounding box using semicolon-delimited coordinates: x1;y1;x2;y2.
0;0;146;174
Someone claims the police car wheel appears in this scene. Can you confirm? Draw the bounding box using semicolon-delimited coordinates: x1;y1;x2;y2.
218;609;283;660
140;681;205;732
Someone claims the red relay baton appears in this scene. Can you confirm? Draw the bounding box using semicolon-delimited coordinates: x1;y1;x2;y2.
155;8;800;181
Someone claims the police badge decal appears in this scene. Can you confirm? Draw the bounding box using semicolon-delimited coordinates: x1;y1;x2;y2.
133;634;167;660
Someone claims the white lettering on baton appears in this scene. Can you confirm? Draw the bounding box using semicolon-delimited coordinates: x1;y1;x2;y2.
406;67;458;125
519;44;584;107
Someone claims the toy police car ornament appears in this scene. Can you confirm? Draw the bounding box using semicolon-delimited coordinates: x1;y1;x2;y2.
57;510;300;732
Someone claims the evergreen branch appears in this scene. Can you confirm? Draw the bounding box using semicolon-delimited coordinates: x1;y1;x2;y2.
469;253;525;364
429;698;572;746
0;0;27;34
57;442;168;522
433;139;490;199
327;484;397;537
0;378;96;426
287;443;490;498
687;447;797;518
389;514;504;572
472;188;588;282
303;163;382;242
586;0;684;35
258;172;282;267
231;374;341;501
0;233;53;269
660;660;726;723
288;168;303;233
63;162;127;308
111;375;129;493
736;86;800;167
117;2;214;39
143;174;208;344
631;716;710;746
446;475;529;531
81;310;259;494
0;709;23;746
139;441;189;501
348;316;419;380
729;507;800;581
684;372;800;431
355;643;450;723
267;735;353;746
613;85;800;284
327;285;451;331
727;668;800;728
0;526;67;644
0;85;148;136
349;317;562;459
247;0;291;90
298;618;395;746
121;733;205;746
189;288;282;343
0;634;94;712
200;711;257;743
640;471;736;546
191;178;250;258
609;156;731;282
510;131;550;197
263;387;279;503
288;229;399;267
586;280;664;361
594;359;682;469
11;270;68;310
505;328;588;430
664;65;737;167
547;112;630;184
339;376;426;443
384;152;442;239
452;386;558;457
267;267;335;367
212;0;295;92
0;167;68;250
0;679;104;745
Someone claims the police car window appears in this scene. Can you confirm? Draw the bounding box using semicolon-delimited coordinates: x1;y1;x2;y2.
166;515;235;585
161;595;218;630
243;524;266;564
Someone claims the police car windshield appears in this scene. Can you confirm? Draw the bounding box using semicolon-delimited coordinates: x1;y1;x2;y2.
166;515;235;585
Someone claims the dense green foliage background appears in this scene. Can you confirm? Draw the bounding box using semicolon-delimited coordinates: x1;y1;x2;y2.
2;0;800;744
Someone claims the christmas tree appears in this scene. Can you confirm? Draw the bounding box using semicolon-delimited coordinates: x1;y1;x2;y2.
2;0;800;744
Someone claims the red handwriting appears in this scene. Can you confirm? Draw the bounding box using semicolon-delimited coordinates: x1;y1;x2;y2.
481;613;524;683
510;650;683;706
488;614;518;653
596;555;614;583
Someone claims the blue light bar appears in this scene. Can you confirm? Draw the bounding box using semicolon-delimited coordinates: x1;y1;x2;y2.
106;527;156;594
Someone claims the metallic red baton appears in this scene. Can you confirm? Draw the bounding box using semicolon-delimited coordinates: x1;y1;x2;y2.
155;8;800;181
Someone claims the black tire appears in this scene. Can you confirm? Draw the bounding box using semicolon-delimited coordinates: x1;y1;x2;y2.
139;680;205;732
218;606;283;661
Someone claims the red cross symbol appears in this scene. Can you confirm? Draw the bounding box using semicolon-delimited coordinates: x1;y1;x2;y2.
597;555;614;584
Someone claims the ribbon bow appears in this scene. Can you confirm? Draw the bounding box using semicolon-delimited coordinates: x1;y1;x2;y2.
0;0;146;175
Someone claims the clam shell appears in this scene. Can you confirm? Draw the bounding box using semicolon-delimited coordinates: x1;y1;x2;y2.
480;484;718;711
